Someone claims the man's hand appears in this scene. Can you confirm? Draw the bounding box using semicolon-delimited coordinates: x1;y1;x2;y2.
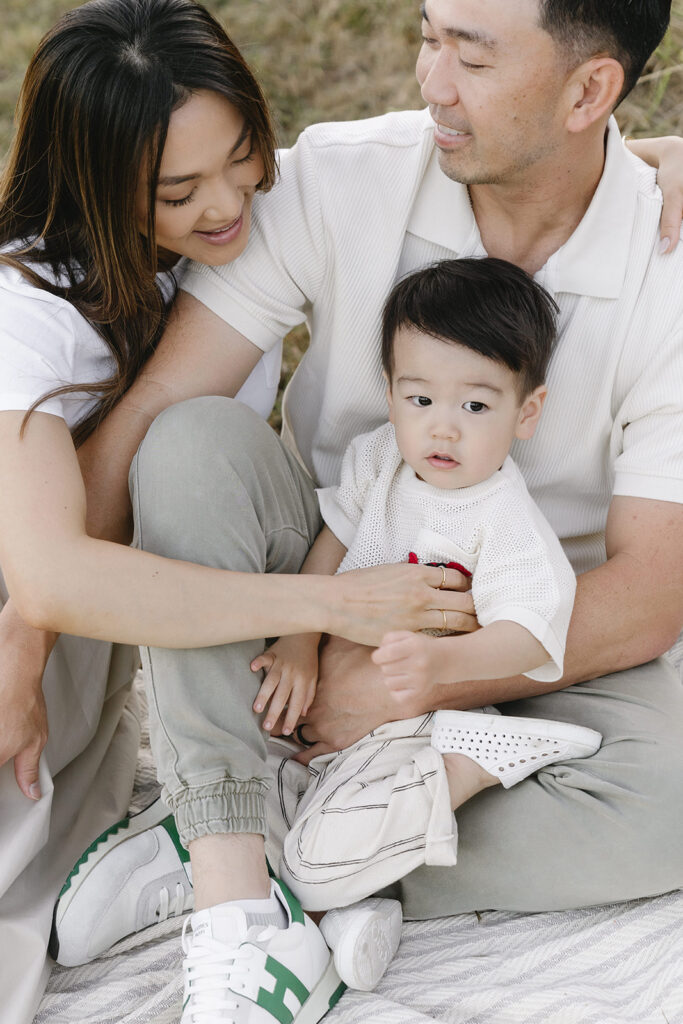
0;603;54;799
292;636;432;763
251;634;320;735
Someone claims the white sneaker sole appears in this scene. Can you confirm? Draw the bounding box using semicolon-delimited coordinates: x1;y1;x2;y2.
49;797;177;960
327;899;402;991
431;711;602;788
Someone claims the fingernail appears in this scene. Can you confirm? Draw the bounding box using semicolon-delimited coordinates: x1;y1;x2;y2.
29;783;40;800
264;721;272;731
283;727;291;736
659;237;671;254
254;702;262;712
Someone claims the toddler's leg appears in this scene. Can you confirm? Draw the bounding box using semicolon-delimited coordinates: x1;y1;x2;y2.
280;715;457;913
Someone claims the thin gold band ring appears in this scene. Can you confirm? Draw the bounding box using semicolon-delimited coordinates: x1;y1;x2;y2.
440;609;448;631
438;565;447;589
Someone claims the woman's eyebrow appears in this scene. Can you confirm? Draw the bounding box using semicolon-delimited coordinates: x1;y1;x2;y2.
157;123;252;186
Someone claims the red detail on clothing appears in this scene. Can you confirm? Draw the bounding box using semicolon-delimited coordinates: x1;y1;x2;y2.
407;551;472;578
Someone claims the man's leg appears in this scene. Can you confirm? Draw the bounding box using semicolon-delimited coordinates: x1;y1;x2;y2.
380;658;683;917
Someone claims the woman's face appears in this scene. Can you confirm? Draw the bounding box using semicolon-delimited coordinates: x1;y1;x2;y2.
138;89;265;266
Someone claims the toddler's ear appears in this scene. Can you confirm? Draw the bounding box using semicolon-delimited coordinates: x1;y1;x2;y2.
515;385;547;440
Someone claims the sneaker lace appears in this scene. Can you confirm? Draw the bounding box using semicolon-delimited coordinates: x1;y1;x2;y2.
181;918;271;1024
156;881;190;922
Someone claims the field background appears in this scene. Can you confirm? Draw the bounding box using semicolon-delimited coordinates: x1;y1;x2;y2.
2;0;682;418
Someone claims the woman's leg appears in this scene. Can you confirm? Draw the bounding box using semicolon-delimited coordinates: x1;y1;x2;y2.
0;569;139;1024
129;397;322;897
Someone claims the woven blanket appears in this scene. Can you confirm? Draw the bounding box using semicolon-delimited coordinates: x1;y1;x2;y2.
36;676;683;1024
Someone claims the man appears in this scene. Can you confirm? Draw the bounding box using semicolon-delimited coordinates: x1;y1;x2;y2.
47;0;683;1011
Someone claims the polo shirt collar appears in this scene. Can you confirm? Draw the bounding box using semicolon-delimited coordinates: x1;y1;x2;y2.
407;116;638;299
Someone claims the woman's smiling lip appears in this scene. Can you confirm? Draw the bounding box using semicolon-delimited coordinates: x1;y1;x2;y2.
194;214;243;245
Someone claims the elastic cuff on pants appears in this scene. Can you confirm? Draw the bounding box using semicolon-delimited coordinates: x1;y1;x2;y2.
163;779;269;848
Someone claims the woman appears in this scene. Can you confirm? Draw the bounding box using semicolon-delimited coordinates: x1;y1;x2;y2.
1;0;682;1020
0;1;477;1020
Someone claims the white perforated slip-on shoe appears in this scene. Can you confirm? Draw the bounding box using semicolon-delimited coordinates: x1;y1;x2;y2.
319;897;402;991
431;710;602;788
181;879;344;1024
50;797;193;966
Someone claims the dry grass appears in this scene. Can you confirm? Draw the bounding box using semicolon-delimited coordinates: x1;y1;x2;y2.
1;0;681;423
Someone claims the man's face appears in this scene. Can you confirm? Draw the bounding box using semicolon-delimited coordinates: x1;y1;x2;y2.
416;0;571;187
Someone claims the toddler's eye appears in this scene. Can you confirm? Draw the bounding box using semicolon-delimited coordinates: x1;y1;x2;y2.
410;396;432;407
463;401;487;413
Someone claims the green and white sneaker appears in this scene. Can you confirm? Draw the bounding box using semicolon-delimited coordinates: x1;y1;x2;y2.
50;797;193;966
181;879;344;1024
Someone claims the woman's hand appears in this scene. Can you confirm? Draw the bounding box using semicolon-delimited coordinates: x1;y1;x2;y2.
625;135;683;252
328;562;476;647
0;603;54;799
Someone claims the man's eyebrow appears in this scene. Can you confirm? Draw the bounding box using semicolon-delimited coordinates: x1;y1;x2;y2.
157;122;252;187
419;3;497;51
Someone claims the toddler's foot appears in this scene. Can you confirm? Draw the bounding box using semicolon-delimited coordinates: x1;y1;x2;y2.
319;897;402;991
431;710;602;789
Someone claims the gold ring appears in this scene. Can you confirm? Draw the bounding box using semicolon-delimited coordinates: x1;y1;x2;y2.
438;565;447;589
440;609;447;631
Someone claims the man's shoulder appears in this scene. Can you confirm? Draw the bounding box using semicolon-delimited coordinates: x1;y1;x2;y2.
298;107;434;153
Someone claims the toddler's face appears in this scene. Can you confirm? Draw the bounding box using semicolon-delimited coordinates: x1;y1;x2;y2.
386;326;545;490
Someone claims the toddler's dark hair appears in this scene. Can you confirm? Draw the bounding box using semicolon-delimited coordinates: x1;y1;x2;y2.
381;258;559;398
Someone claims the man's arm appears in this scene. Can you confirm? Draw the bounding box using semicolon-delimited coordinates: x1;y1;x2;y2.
300;495;683;755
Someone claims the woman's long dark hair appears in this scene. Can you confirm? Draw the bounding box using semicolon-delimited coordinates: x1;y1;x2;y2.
0;0;277;445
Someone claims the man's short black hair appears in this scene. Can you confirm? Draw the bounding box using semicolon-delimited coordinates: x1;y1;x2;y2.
538;0;671;105
381;258;558;399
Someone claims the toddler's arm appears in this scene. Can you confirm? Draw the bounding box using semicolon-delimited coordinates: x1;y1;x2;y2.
251;526;347;733
372;621;549;701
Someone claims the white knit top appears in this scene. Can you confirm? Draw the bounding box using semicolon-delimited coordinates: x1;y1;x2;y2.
317;423;576;682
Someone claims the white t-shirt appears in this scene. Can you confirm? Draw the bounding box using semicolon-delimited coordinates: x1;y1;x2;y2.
0;259;281;426
317;423;576;682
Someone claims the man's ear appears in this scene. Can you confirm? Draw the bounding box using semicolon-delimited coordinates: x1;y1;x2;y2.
515;385;547;440
384;374;395;423
564;57;624;133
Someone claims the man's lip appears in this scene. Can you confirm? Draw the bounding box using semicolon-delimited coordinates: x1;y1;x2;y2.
432;119;471;147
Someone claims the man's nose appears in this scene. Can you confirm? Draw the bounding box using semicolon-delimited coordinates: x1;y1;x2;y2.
418;48;460;108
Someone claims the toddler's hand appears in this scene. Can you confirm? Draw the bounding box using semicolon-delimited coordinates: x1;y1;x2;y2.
251;635;319;736
371;630;444;700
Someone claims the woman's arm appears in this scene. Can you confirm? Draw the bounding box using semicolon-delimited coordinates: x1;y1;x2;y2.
0;410;473;647
624;135;683;253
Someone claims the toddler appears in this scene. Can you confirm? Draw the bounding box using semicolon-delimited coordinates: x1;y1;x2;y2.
252;258;602;990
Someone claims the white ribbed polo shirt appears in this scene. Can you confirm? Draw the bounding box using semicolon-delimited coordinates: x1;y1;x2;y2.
181;111;683;580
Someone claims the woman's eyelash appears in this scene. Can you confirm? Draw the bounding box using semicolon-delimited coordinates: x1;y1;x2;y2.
234;141;256;165
163;187;197;208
